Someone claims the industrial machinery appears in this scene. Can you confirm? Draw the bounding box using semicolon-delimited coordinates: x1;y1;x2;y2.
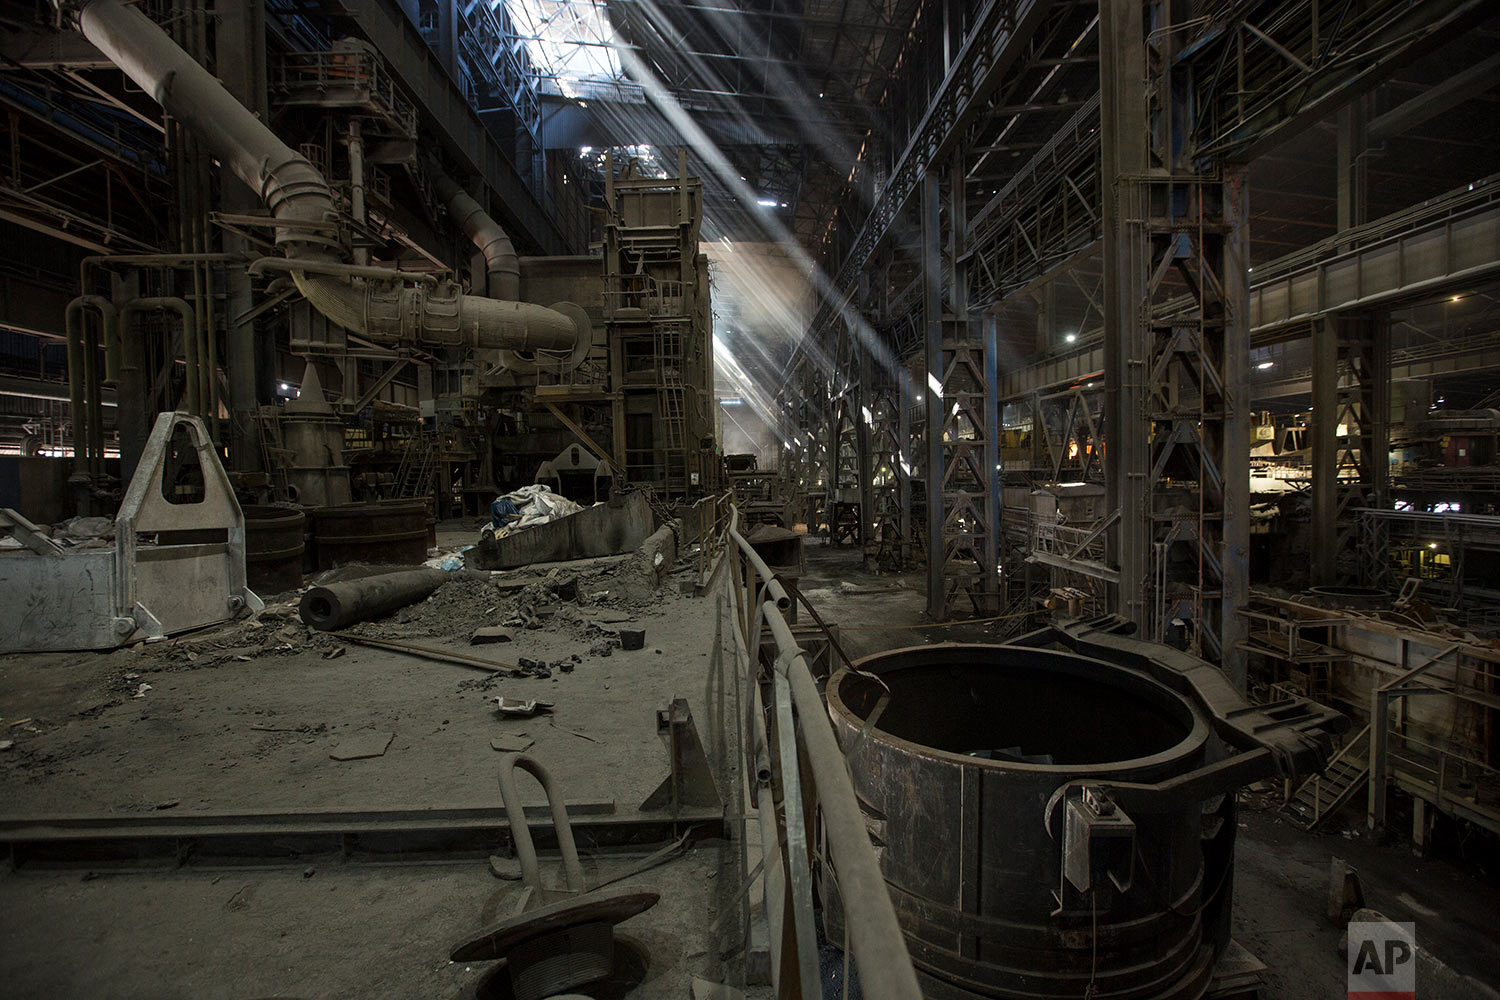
0;412;261;651
46;0;718;535
821;622;1346;1000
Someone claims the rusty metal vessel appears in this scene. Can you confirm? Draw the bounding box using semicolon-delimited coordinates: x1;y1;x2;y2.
823;629;1344;1000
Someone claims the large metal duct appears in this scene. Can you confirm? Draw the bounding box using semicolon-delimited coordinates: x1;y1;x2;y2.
823;631;1345;1000
70;0;579;356
431;170;520;300
428;165;591;374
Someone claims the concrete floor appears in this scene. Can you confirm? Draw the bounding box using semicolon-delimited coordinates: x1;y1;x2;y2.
1;529;1497;998
0;519;747;999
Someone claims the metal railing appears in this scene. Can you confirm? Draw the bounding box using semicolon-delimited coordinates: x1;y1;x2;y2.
1371;642;1500;835
694;492;733;590
711;505;921;1000
272;49;420;138
1294;723;1371;827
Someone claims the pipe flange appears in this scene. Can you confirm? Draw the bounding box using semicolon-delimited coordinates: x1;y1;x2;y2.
496;301;592;374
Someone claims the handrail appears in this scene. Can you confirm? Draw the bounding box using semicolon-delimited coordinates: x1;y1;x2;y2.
1292;722;1371;824
1388;730;1500;776
723;508;921;1000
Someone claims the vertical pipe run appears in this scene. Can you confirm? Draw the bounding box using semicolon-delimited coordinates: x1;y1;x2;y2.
66;310;87;470
349;119;368;267
82;325;103;476
204;257;220;433
65;296;115;477
191;222;210;424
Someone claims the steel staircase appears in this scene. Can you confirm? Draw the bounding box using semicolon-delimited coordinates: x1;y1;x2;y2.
395;433;436;500
1284;724;1372;831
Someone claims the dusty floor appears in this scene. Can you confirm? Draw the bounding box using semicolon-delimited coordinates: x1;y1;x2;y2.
0;518;748;999
1;530;1498;998
0;525;719;815
1234;803;1500;998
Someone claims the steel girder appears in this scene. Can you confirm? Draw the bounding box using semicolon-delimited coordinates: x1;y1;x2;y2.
964;0;1489;311
781;0;1485;638
330;0;572;255
922;167;1000;618
1032;383;1104;485
1103;0;1250;686
789;0;1487;375
998;173;1500;402
797;0;1058;357
965;94;1102;309
866;370;913;570
1185;0;1490;164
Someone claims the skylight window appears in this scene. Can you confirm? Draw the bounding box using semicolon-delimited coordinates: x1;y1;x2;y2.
501;0;624;97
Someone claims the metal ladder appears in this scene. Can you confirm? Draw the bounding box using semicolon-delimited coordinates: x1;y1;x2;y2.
1284;724;1372;830
654;320;688;493
255;407;292;502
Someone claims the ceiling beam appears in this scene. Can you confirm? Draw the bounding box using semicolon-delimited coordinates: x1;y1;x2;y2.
1367;53;1500;144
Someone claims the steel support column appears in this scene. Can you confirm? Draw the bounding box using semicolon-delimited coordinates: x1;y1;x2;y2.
216;0;266;472
983;311;1002;597
1101;0;1150;634
855;325;875;557
1103;0;1250;686
920;161;1000;616
1311;318;1339;586
1313;313;1390;585
868;367;912;570
923;170;945;616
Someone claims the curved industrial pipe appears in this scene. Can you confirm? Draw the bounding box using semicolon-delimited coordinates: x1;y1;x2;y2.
65;295;114;475
431;170;520;300
71;0;579;356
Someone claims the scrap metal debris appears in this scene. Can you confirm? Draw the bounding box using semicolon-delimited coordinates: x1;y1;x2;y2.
494;697;553;717
329;731;395;760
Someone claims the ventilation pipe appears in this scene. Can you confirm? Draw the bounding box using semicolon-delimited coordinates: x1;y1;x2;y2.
70;0;579;356
432;170;520;300
430;163;593;373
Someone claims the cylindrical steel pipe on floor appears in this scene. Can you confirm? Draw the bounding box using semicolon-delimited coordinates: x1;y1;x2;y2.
299;567;449;631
